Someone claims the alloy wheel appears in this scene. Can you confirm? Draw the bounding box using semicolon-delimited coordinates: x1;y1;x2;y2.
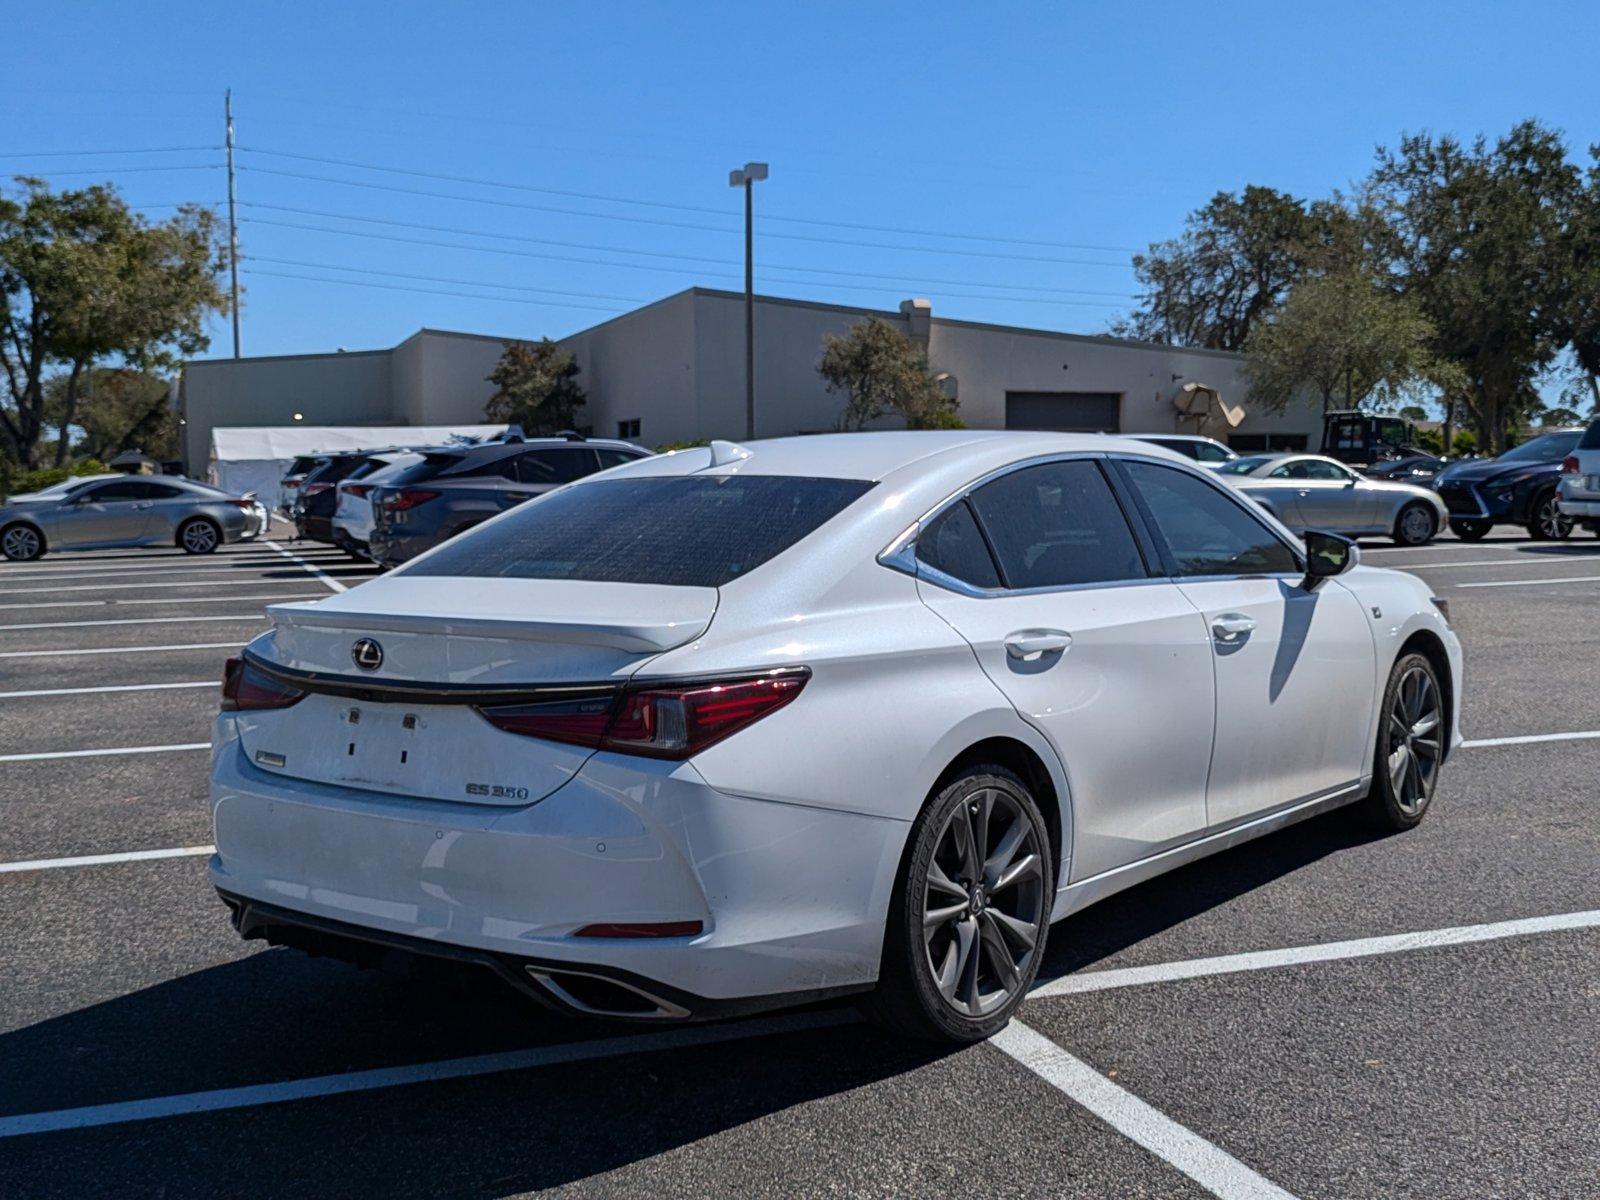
1399;506;1435;545
1385;665;1442;816
1537;496;1573;540
922;787;1046;1018
183;521;219;553
2;525;41;561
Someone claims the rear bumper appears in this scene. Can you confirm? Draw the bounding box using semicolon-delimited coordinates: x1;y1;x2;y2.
207;717;903;1010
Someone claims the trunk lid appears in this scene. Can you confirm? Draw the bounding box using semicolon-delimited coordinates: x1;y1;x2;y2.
237;575;717;805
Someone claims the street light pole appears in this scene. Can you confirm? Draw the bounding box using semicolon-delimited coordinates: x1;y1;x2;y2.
224;89;242;358
728;162;767;440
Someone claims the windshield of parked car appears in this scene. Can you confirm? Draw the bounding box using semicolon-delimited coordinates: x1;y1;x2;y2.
1498;432;1580;463
1218;456;1275;475
405;475;876;587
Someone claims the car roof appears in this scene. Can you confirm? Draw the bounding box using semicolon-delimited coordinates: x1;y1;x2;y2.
1129;433;1224;444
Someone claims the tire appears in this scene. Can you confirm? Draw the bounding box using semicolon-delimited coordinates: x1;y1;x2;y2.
1392;502;1437;546
1;522;45;562
1526;491;1574;541
178;517;221;555
1449;519;1491;542
1356;652;1444;832
859;764;1054;1043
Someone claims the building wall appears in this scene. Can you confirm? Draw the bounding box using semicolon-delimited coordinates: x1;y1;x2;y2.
412;330;507;425
561;294;699;446
181;349;392;469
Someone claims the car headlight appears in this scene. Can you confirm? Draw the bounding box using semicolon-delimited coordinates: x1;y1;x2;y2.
1485;480;1517;502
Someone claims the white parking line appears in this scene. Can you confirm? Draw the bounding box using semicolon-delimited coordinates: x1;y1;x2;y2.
0;743;208;763
0;681;214;699
0;593;323;612
0;577;339;596
0;614;271;631
1460;729;1600;748
1385;556;1600;571
1455;574;1600;589
991;1020;1297;1199
265;540;348;593
0;845;214;874
0;641;246;659
1030;908;1600;998
0;557;360;581
0;1010;854;1139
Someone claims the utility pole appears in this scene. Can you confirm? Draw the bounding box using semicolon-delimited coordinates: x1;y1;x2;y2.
225;89;241;358
728;162;768;440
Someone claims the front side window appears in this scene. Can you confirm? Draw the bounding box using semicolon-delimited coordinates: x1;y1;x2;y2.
405;475;874;588
916;500;1001;589
1301;459;1354;481
513;450;590;485
594;448;643;470
1122;461;1300;577
966;460;1146;589
1193;442;1233;463
1220;455;1274;476
85;480;149;502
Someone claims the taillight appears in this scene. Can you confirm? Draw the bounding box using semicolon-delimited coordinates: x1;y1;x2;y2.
477;670;808;760
221;657;306;712
1561;456;1579;474
303;482;333;496
225;499;255;510
344;483;372;499
383;488;441;512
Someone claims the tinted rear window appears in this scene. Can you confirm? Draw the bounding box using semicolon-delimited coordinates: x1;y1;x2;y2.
405;475;875;587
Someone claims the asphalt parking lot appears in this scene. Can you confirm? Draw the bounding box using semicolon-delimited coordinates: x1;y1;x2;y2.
1;525;1597;1199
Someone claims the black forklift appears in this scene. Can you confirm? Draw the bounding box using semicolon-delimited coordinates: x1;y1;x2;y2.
1320;409;1420;469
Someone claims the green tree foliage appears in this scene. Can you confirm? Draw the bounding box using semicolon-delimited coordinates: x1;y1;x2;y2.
1537;405;1583;427
1114;186;1358;351
483;338;586;434
0;178;227;468
1368;121;1584;454
818;319;961;430
1397;405;1429;423
1243;270;1463;415
44;367;177;462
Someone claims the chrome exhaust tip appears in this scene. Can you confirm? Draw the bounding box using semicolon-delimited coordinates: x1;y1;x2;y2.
526;966;690;1020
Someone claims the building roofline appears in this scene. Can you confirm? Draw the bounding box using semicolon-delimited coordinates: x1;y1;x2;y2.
558;289;700;341
184;347;391;368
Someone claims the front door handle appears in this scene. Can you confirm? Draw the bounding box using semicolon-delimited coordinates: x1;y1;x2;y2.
1005;629;1072;660
1212;614;1257;642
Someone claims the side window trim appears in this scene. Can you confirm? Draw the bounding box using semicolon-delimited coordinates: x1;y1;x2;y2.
957;496;1012;589
1108;454;1305;578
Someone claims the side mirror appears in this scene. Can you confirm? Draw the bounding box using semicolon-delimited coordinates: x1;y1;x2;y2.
1302;530;1358;589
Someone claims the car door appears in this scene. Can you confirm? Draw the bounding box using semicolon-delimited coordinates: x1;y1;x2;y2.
1117;459;1376;828
505;448;593;508
911;457;1216;882
136;481;193;543
1288;459;1374;530
50;479;152;547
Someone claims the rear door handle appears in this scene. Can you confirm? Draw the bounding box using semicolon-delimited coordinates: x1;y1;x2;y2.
1211;614;1256;642
1005;629;1072;660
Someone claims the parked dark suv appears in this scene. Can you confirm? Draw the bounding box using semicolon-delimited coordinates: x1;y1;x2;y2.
1431;429;1586;540
292;453;376;543
367;437;647;567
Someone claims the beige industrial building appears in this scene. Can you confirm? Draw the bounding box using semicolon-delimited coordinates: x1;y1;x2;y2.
180;287;1321;470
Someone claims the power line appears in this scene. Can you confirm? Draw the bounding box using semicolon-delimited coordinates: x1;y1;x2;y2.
0;145;218;158
241;212;1133;302
241;268;625;314
0;164;222;177
238;145;1137;253
237;165;1129;268
248;256;647;303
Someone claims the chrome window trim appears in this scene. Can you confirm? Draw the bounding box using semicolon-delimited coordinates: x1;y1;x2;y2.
879;449;1307;598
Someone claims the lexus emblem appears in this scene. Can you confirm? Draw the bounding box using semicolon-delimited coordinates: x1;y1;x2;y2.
351;638;384;671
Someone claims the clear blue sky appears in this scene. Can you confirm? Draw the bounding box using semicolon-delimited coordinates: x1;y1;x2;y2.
5;0;1598;367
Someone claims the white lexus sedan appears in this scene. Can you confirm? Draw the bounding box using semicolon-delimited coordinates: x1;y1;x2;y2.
210;432;1461;1042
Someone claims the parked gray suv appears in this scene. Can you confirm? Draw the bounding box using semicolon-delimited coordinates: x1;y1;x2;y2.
366;437;647;567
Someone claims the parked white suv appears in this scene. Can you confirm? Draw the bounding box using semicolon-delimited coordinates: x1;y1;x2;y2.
1127;434;1238;469
1557;417;1600;534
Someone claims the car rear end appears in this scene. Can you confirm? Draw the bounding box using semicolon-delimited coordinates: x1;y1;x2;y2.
1558;418;1600;532
332;454;421;558
294;454;369;544
209;456;907;1018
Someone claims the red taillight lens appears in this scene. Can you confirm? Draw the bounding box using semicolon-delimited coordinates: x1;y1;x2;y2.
344;483;372;499
1561;455;1580;474
573;921;703;938
221;657;306;712
383;488;441;512
477;671;808;760
226;499;255;509
304;482;333;496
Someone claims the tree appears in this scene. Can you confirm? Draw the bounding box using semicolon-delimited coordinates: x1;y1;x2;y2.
817;319;960;430
1537;405;1583;427
1243;269;1462;415
1563;150;1600;412
0;178;227;468
1114;186;1354;351
1397;404;1430;423
1367;121;1584;454
44;366;177;462
483;338;586;434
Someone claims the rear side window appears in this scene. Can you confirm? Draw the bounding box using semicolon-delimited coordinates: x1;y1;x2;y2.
405;476;875;587
594;448;643;470
143;482;186;499
1122;461;1299;577
389;455;461;486
514;450;590;485
916;500;1001;589
1580;419;1600;451
967;460;1146;588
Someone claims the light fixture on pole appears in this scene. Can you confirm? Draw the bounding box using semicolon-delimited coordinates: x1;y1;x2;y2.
728;162;768;440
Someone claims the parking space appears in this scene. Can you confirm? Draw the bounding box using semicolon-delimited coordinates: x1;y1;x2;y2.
2;530;1597;1198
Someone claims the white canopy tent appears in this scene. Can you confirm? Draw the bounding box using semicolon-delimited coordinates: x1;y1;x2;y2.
208;425;509;511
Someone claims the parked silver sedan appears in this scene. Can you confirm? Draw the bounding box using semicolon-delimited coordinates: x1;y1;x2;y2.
0;474;267;561
1219;453;1449;545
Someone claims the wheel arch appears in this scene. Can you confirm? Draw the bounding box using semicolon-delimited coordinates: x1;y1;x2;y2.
174;513;222;547
1394;628;1455;759
930;735;1067;892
